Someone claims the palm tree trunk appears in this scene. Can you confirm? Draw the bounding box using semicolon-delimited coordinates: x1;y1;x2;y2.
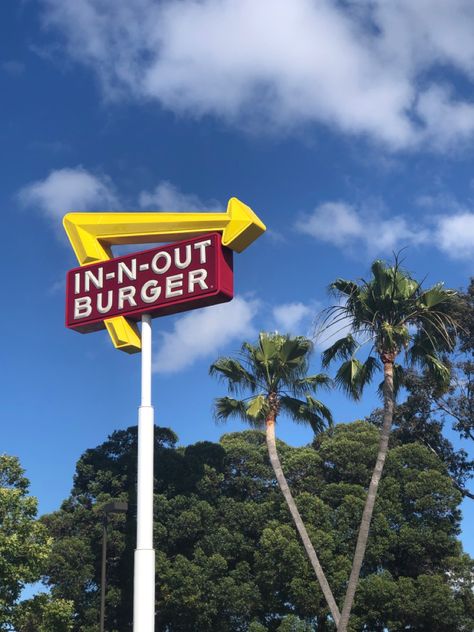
337;360;394;632
265;415;341;626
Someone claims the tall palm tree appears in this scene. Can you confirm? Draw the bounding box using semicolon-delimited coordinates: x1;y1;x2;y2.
210;332;341;625
321;257;458;632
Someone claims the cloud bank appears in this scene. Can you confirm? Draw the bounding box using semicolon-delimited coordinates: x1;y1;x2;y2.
296;200;474;261
40;0;474;149
295;202;428;256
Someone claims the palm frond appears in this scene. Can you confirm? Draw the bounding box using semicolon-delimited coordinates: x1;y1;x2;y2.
407;325;453;365
240;341;269;386
321;334;357;368
421;354;451;389
417;310;457;350
209;358;257;393
279;395;331;434
329;279;358;297
371;260;394;298
358;356;381;390
258;332;280;363
260;334;315;390
335;358;364;400
246;394;268;421
420;284;456;309
305;395;334;425
293;373;333;395
214;397;250;423
279;336;313;367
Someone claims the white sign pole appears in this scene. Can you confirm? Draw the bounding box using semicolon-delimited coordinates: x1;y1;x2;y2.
133;313;155;632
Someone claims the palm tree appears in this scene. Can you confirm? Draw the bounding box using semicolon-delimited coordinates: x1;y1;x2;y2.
320;257;458;632
210;332;341;625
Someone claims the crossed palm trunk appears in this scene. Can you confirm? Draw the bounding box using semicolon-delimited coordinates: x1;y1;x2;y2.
211;277;456;630
335;358;394;632
265;408;341;626
265;362;395;632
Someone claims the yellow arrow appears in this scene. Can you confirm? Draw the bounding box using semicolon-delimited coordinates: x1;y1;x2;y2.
63;197;265;265
63;197;266;354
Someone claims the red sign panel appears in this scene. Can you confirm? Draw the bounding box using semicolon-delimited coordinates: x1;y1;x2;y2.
66;233;233;333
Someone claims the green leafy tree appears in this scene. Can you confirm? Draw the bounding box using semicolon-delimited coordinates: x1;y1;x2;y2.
42;426;177;632
321;258;458;631
0;455;51;630
366;369;474;500
276;615;313;631
13;593;74;632
210;333;339;624
315;422;474;632
41;423;474;631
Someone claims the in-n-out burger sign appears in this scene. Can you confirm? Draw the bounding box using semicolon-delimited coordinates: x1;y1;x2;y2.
63;197;266;351
66;232;233;333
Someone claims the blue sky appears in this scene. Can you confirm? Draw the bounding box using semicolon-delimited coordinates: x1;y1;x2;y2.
2;0;473;560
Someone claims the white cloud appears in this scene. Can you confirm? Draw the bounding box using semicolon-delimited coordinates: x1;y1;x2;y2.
272;302;312;333
39;0;474;149
296;196;474;262
416;85;474;149
153;296;259;374
18;167;118;219
296;202;363;248
295;201;428;256
19;173;218;221
139;181;221;212
435;212;474;260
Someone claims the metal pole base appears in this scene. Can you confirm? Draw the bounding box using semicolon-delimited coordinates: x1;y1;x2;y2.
133;549;156;631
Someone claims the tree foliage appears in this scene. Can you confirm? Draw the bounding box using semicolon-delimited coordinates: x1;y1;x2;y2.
13;593;74;632
0;455;51;630
40;423;474;631
367;369;474;500
41;426;177;632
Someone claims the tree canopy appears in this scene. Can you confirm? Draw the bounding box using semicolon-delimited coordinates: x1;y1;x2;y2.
40;423;474;631
0;454;70;631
